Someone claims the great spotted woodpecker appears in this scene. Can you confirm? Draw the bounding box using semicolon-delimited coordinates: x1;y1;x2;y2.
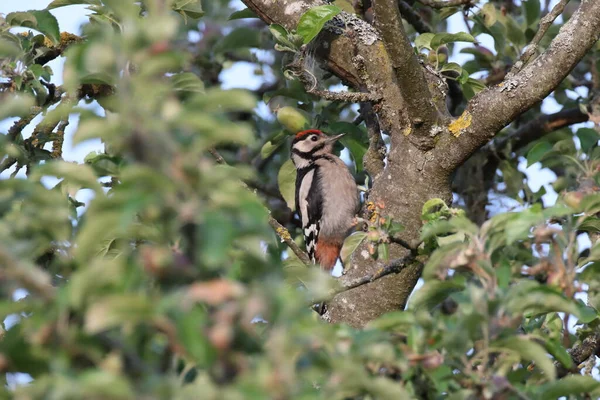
291;129;359;270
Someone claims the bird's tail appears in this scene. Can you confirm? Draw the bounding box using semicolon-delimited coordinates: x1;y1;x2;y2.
315;238;342;270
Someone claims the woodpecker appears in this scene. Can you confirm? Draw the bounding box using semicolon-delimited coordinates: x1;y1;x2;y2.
291;129;359;270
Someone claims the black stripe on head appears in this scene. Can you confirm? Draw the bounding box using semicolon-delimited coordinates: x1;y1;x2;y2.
291;143;326;159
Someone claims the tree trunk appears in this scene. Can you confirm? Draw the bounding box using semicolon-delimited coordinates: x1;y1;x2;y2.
328;141;452;326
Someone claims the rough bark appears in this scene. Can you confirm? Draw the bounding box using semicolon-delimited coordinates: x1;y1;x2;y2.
243;0;600;328
435;0;600;171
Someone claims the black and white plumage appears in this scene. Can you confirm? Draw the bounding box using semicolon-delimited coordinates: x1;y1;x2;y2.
291;129;359;270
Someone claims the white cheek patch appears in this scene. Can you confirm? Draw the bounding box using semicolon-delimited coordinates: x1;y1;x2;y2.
296;140;316;153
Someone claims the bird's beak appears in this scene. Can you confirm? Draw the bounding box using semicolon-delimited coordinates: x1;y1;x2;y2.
325;133;346;143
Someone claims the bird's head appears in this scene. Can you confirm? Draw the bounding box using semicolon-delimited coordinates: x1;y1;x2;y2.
290;129;345;168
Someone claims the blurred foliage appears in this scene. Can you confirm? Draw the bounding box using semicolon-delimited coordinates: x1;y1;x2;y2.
0;0;599;399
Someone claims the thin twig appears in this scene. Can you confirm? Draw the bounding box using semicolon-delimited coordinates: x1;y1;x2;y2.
0;246;56;302
556;331;600;377
209;148;311;265
312;254;418;307
510;0;569;74
491;108;588;153
7;107;42;141
397;0;432;33
341;254;417;291
52;119;69;159
389;236;421;254
286;51;381;104
0;157;17;173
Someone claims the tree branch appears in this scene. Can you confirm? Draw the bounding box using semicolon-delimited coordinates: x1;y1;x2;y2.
208;148;311;265
453;108;588;225
436;0;600;171
510;0;568;75
556;331;600;378
314;254;419;306
492;108;589;154
7;107;42;141
35;32;83;65
339;254;418;292
397;1;432;33
372;0;442;148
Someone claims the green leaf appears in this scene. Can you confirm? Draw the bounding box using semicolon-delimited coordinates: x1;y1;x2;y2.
415;33;435;51
440;62;464;75
505;15;526;47
526;141;553;167
472;16;506;55
278;159;296;211
85;294;154;334
78;371;135;400
0;35;22;58
46;0;101;9
176;308;215;365
367;311;416;332
430;32;475;51
260;141;281;159
216;27;261;52
170;72;205;94
329;121;367;172
539;375;600;398
465;78;486;92
31;161;103;194
340;232;367;265
5;12;38;28
507;283;586;320
229;8;258;20
408;280;465;310
480;3;497;27
577;128;600;153
377;242;390;261
28;64;50;80
580;193;600;214
297;5;341;44
7;11;60;45
172;0;204;19
260;131;288;159
494;336;555;380
543;339;573;369
269;24;292;48
422;242;466;279
29;10;60;45
277;106;310;133
576;303;598;323
523;0;541;27
190;89;256;113
0;94;36;120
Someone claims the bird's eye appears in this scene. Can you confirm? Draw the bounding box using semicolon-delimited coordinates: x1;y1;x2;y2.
311;135;318;142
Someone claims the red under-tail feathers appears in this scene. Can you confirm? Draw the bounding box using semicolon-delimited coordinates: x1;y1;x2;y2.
315;238;342;270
